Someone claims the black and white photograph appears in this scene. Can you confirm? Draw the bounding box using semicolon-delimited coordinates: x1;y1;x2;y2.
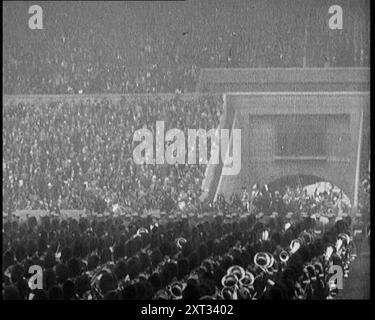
2;0;371;306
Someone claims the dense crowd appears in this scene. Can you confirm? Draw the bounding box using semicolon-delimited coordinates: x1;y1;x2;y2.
4;94;362;217
3;93;369;300
3;98;368;299
2;0;370;301
3;184;363;300
3;95;222;214
3;1;370;94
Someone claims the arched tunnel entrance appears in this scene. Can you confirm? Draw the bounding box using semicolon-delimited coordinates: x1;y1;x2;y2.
265;174;352;208
203;83;368;208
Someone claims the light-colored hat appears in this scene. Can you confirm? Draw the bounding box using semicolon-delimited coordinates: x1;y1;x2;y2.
271;212;279;218
286;212;294;219
256;212;264;219
319;216;329;225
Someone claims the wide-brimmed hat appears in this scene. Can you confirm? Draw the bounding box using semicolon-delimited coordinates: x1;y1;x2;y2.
256;212;264;219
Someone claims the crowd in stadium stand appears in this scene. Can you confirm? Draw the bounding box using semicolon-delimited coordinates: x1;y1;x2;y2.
3;95;368;300
2;92;370;301
3;95;222;214
3;1;370;94
2;1;370;300
3;183;365;300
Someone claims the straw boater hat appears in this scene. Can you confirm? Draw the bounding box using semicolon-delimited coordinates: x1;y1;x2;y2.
319;216;329;225
256;212;264;219
335;216;343;222
271;211;279;218
286;212;294;219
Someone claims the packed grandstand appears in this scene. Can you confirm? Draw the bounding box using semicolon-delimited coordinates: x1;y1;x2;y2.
3;1;370;94
2;0;370;300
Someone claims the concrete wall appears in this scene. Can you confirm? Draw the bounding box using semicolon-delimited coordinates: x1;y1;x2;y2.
216;92;368;205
